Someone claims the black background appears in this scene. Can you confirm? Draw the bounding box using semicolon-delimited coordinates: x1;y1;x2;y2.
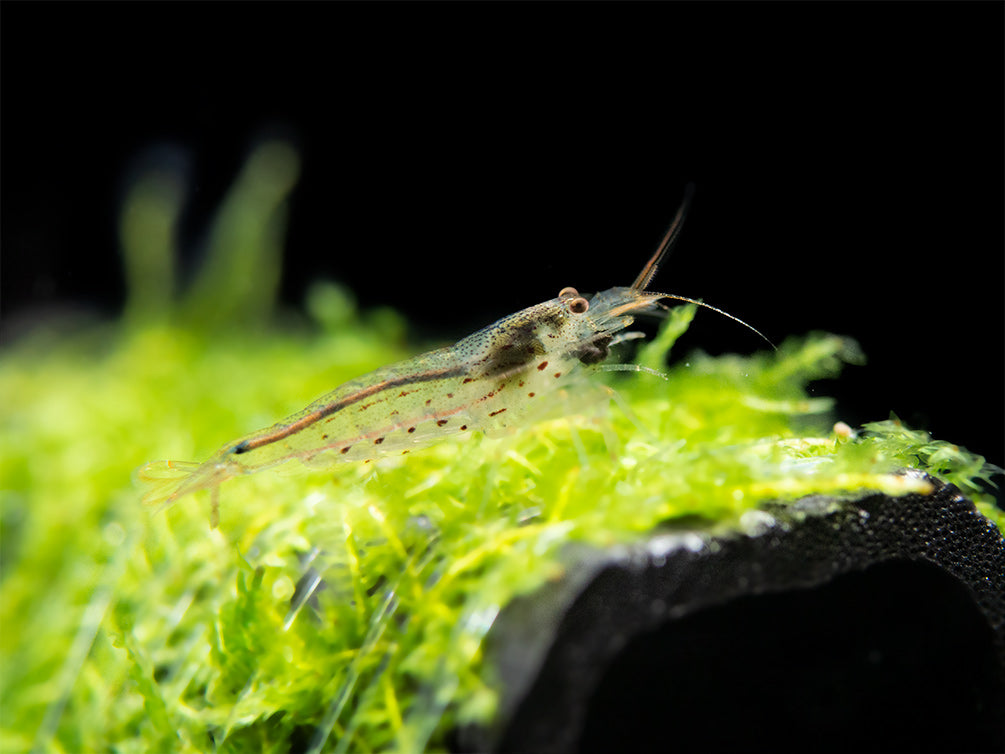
3;2;1003;468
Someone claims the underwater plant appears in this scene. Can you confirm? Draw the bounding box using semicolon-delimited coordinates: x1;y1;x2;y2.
1;142;1000;753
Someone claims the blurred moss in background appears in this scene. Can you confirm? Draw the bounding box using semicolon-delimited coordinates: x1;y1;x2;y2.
1;142;1000;753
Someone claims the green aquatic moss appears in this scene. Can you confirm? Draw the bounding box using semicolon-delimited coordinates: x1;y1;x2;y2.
2;144;1001;753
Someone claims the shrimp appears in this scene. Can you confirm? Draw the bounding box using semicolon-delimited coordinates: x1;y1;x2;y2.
137;188;772;527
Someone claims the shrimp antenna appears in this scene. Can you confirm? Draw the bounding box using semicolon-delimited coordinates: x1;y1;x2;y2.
631;183;696;292
649;293;776;350
628;185;775;349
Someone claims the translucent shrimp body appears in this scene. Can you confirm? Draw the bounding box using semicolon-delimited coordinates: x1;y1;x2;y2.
137;190;770;526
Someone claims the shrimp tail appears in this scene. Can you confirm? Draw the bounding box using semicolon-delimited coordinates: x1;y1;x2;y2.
134;459;226;527
135;460;200;506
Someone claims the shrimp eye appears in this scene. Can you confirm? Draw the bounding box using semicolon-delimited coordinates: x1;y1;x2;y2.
568;296;589;314
558;286;579;299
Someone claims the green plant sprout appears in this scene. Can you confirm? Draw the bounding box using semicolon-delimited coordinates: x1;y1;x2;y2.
1;143;1001;753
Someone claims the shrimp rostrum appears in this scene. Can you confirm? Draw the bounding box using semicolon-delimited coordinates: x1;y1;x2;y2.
137;188;771;527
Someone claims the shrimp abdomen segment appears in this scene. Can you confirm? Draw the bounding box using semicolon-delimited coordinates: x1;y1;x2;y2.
215;348;520;470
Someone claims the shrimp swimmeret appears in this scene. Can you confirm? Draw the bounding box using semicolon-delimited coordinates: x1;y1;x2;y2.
137;190;771;527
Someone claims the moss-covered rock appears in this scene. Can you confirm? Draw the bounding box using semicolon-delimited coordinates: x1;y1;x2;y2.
2;144;1000;752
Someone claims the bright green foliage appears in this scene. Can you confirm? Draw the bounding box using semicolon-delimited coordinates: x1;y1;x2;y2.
2;146;1001;752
